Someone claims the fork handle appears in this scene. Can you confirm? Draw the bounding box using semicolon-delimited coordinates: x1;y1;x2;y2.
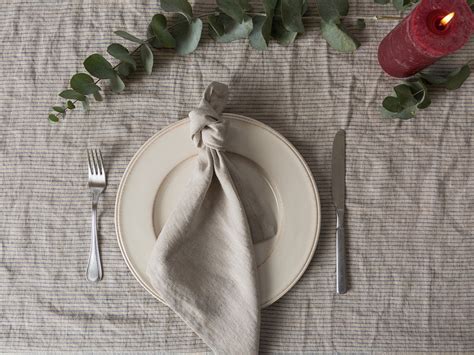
86;203;103;282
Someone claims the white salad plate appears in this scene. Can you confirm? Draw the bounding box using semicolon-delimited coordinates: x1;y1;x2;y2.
115;113;320;307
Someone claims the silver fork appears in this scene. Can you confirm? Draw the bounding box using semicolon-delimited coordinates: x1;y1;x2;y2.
86;149;106;282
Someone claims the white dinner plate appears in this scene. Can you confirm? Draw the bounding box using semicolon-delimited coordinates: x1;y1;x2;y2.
115;113;320;307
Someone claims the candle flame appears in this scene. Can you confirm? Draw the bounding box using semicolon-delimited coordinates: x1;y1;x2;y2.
440;12;455;26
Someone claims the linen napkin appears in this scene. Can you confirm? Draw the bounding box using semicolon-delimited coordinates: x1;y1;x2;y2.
146;82;261;354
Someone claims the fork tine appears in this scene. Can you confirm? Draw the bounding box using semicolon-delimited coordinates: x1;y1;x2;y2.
92;149;99;175
87;149;94;176
94;149;101;175
96;149;105;176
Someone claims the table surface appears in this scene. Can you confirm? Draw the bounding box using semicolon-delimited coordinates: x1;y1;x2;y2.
1;0;473;352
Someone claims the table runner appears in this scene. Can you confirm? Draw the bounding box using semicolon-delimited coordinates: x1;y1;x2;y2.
1;0;473;352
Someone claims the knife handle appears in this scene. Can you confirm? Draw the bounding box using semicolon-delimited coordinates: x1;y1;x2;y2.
336;208;347;294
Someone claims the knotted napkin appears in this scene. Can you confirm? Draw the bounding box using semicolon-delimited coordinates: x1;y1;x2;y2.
146;82;261;354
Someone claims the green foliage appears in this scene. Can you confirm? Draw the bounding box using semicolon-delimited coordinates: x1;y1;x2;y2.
316;0;360;52
81;97;90;111
70;73;101;95
59;89;86;101
216;0;250;23
161;0;193;22
53;106;66;113
110;74;125;93
356;19;366;30
209;14;253;43
382;64;471;120
420;65;471;90
320;21;360;53
172;16;203;55
84;54;116;79
93;92;103;102
48;114;59;123
107;44;137;70
270;0;307;46
281;0;305;33
373;0;419;11
140;44;154;74
249;15;272;50
49;0;362;120
114;30;145;44
150;14;176;48
248;0;277;50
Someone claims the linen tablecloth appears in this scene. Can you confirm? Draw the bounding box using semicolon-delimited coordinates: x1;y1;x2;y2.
1;0;473;352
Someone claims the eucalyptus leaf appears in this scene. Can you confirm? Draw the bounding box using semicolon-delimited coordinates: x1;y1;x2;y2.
382;96;402;113
110;73;125;93
216;0;248;23
320;20;360;53
263;0;278;14
114;30;145;44
249;0;277;50
394;84;417;106
209;14;253;43
83;54;116;79
59;89;86;101
271;16;298;45
66;100;75;110
334;0;349;16
301;0;309;15
117;62;135;77
444;64;471;90
107;44;137;69
416;95;431;109
316;0;349;23
238;0;251;10
382;105;417;119
281;0;305;33
48;114;59;123
417;72;445;85
81;97;90;112
172;17;203;55
93;91;103;102
140;44;154;75
161;0;193;22
70;73;101;95
53;106;66;113
356;18;366;30
249;15;272;50
405;79;430;109
208;14;226;36
150;14;176;48
147;25;164;49
392;0;411;11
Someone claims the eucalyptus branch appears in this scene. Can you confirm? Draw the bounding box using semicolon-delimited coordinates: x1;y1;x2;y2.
49;0;362;122
381;62;472;120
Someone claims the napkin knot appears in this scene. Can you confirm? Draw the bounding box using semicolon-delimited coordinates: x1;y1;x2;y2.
189;82;229;150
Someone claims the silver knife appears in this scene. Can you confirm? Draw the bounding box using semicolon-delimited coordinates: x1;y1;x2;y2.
332;129;347;294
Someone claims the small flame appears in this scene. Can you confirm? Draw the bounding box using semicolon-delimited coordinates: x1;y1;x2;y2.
440;12;455;26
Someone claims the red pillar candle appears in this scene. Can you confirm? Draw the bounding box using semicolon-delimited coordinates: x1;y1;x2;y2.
378;0;474;78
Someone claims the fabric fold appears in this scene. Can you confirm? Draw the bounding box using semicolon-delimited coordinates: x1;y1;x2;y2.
146;82;260;354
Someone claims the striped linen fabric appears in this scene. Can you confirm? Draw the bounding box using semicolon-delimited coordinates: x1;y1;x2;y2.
1;0;473;352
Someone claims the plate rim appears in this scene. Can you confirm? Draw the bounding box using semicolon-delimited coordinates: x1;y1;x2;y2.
115;113;321;308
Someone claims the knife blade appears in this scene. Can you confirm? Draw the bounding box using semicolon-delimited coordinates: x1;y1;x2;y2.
332;129;346;294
